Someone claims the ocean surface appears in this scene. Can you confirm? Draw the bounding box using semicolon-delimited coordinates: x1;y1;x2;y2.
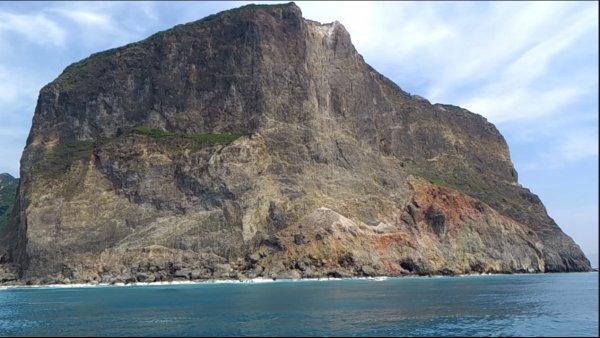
1;273;597;337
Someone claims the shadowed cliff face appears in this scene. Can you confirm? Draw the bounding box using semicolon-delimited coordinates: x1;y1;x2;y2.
0;3;589;284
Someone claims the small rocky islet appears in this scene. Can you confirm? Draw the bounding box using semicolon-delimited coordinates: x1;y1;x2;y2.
0;2;591;286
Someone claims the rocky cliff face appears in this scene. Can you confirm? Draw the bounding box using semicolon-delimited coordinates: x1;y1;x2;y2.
0;3;590;284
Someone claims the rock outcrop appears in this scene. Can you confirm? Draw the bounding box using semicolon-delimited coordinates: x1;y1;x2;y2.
0;3;590;284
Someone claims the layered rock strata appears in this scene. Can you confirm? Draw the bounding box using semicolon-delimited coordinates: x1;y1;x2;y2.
0;3;590;285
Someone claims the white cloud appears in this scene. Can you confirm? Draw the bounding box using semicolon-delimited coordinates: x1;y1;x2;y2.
297;1;379;46
463;86;583;124
502;10;596;88
428;2;577;94
299;1;454;63
51;9;113;28
0;2;164;120
47;7;143;49
455;5;597;124
0;11;66;47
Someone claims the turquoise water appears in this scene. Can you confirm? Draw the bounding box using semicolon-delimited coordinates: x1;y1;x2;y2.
1;273;597;337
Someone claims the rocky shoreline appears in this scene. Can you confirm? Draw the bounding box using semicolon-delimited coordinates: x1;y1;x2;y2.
6;271;591;289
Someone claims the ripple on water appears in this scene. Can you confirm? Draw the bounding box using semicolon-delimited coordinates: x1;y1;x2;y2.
0;273;597;337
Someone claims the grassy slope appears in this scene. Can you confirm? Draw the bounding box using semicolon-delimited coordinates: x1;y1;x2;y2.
0;176;18;231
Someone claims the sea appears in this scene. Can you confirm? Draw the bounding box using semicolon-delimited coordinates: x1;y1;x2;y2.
1;272;597;337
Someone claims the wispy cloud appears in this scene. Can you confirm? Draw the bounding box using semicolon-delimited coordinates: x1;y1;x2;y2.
45;3;158;50
424;2;581;96
50;9;114;28
0;2;161;107
458;4;597;123
464;86;584;124
0;11;66;47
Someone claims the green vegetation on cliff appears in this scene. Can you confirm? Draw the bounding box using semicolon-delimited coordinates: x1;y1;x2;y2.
0;174;18;231
131;127;249;149
34;129;248;181
419;174;461;191
36;140;94;180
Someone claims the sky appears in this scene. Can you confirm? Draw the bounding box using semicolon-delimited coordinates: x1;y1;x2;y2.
0;1;597;267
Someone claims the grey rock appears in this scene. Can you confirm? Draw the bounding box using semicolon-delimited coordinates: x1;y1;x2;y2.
360;265;377;277
0;272;17;282
294;234;306;245
248;253;261;265
275;270;301;280
262;236;286;251
190;269;204;280
301;267;316;278
296;260;309;272
213;263;232;278
174;269;192;279
0;2;591;284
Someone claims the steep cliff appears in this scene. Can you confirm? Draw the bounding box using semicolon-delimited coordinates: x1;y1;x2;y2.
0;3;590;284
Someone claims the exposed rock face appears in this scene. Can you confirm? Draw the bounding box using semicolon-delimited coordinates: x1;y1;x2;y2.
0;3;590;284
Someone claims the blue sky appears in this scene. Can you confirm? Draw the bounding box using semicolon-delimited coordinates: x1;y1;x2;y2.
0;1;597;267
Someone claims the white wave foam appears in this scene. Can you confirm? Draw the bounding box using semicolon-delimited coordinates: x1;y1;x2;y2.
2;274;499;290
